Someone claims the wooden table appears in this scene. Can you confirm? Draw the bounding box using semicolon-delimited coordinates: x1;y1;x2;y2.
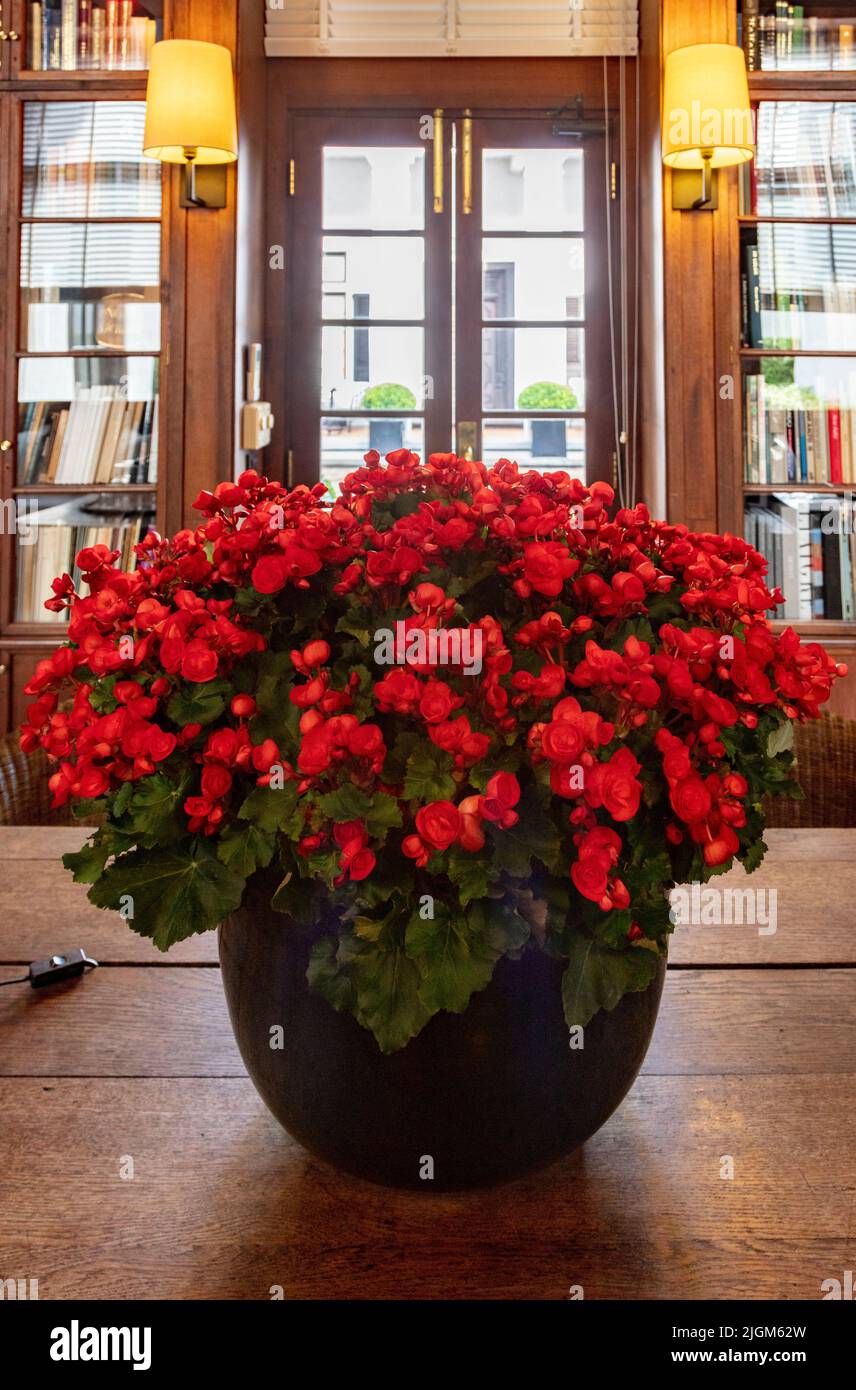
0;826;854;1301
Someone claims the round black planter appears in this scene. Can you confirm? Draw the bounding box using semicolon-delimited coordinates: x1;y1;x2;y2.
219;878;666;1190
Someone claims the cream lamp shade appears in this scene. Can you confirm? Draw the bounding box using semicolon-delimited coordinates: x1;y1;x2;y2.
662;43;754;170
143;40;238;166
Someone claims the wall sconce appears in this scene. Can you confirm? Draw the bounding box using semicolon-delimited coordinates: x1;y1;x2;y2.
662;43;754;211
143;40;238;210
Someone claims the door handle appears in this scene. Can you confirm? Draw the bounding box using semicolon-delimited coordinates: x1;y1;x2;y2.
457;421;477;460
462;109;473;215
433;108;444;213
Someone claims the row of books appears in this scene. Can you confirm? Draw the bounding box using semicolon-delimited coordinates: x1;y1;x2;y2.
744;376;856;485
742;3;856;70
738;136;856;220
16;511;149;624
740;241;856;350
19;388;158;486
746;495;856;621
27;2;158;72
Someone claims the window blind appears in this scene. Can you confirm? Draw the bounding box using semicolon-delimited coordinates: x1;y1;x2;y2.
264;0;638;58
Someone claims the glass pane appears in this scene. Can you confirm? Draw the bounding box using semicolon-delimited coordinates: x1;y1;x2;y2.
321;417;425;492
750;11;856;72
323;148;425;230
482;238;584;320
482;418;585;476
742;357;856;485
322;236;425;319
22;103;162;217
482;328;585;411
754;104;856;217
755;224;856;350
15;495;154;624
20;223;161;352
482;149;583;232
744;493;856;622
321;327;425;411
18;357;159;487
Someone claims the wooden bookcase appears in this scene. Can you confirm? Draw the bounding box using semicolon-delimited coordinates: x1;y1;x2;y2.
0;1;174;732
734;1;856;663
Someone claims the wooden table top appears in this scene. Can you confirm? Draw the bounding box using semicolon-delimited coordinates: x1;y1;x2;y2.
1;826;854;1301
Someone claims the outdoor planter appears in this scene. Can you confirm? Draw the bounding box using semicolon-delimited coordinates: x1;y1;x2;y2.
22;449;843;1190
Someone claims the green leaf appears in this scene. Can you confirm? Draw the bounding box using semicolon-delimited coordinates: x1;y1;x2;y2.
89;843;245;951
405;897;531;1015
364;792;403;839
238;782;301;835
271;862;325;924
403;743;456;802
111;781;134;818
405;907;494;1014
250;650;301;747
123;773;190;848
445;847;497;906
63;838;111;885
336;927;433;1053
766;721;795;758
468;743;522;792
489;788;562;878
335;612;372;647
217;823;276;878
561;935;660;1029
166;679;231;728
307;936;357;1012
741;837;768;875
318;783;372;823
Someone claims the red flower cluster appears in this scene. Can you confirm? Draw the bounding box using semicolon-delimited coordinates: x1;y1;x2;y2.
20;451;846;950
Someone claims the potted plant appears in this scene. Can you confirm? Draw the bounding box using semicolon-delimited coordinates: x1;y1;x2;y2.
361;383;417;456
21;452;843;1188
517;382;578;459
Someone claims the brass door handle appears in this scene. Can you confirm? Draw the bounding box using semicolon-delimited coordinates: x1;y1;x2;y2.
433;108;444;214
462;109;473;215
0;440;13;452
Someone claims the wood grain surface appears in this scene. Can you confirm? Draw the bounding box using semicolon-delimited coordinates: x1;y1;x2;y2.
0;828;853;1301
0;1074;853;1300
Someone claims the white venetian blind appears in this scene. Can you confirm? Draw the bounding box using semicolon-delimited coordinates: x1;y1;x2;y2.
264;0;638;57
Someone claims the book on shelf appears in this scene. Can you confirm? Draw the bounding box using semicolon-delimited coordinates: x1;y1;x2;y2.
15;506;150;624
745;492;856;622
742;0;760;72
18;387;158;487
743;3;856;72
27;0;157;71
743;373;856;486
741;241;763;348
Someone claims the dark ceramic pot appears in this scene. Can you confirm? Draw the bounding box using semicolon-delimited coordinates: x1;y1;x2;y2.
219;876;666;1190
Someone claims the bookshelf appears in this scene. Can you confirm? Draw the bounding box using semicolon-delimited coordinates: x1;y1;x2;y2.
0;2;169;727
737;1;856;636
24;2;161;74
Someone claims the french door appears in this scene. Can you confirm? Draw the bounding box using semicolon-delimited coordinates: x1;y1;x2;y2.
287;110;613;489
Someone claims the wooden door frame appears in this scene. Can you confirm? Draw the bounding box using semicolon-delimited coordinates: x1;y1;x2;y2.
265;57;635;489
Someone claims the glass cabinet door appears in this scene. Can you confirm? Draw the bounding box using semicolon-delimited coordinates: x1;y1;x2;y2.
5;97;161;629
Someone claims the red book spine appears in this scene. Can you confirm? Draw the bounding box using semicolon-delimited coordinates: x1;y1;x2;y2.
828;408;843;484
